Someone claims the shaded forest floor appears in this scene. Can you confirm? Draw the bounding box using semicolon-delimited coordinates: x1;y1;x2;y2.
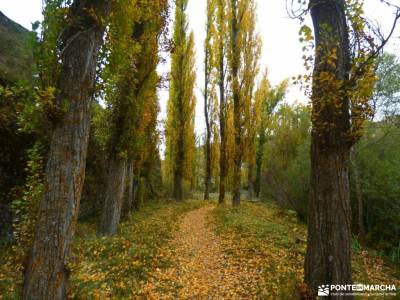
0;198;399;299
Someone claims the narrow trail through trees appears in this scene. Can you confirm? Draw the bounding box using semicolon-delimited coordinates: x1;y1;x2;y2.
144;205;265;298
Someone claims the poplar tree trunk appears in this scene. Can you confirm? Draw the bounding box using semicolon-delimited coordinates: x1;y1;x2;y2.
254;132;265;197
22;1;110;299
218;61;227;204
171;0;186;202
231;0;241;206
217;0;227;205
173;169;183;201
248;163;254;200
99;156;127;236
127;161;134;213
99;14;147;231
173;85;184;201
204;35;211;201
136;177;146;208
132;176;139;210
122;160;134;219
305;0;353;297
174;133;184;201
204;122;212;200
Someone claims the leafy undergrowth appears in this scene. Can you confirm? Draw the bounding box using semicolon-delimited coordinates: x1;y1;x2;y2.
0;199;205;299
0;242;22;298
213;201;400;299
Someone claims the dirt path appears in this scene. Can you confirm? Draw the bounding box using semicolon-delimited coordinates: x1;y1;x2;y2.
144;205;265;299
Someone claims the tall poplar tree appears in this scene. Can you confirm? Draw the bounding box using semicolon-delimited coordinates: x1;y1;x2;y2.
241;2;261;200
166;0;196;201
229;0;241;206
23;1;111;298
203;0;215;200
253;76;286;197
98;0;168;235
305;0;380;296
305;1;354;294
215;0;228;204
227;0;259;206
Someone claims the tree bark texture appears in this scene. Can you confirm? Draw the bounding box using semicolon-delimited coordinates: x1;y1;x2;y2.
204;133;212;201
305;0;353;298
247;163;254;200
99;156;127;236
254;132;265;198
122;160;134;219
22;1;110;299
173;153;183;201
